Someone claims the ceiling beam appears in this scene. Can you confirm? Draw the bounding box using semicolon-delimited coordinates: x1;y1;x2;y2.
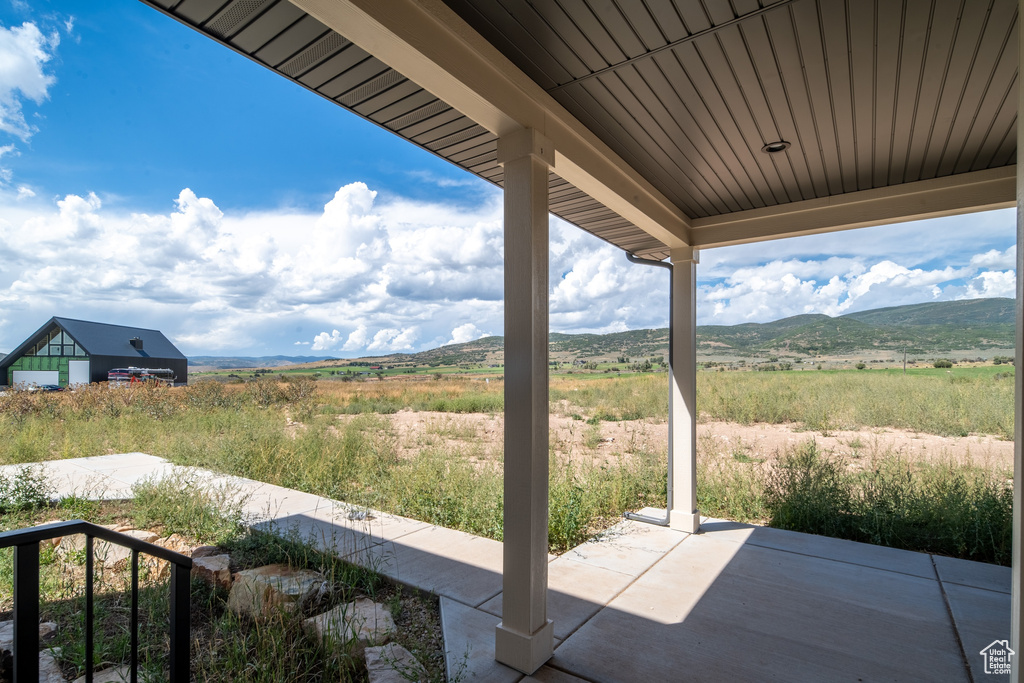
290;0;692;250
689;167;1016;249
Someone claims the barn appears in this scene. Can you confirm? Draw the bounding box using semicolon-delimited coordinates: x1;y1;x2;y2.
0;317;188;388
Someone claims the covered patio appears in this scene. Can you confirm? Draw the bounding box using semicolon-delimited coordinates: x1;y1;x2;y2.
138;0;1020;678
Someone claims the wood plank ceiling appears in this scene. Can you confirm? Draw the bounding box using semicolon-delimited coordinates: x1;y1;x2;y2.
142;0;1018;259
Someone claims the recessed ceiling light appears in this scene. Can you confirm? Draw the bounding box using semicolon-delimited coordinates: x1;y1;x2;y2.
761;140;791;153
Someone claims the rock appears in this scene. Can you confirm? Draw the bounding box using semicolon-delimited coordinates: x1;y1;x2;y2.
191;545;222;559
37;622;57;642
192;554;232;591
154;533;193;554
365;643;426;683
227;565;327;617
74;664;130;682
0;619;58;652
139;533;196;581
57;530;160;569
0;631;62;682
38;649;64;683
305;598;396;647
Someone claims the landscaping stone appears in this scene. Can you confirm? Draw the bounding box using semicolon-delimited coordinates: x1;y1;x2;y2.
38;649;63;683
37;622;57;642
0;619;59;653
193;554;233;591
57;529;160;569
365;643;425;683
192;545;222;559
74;664;130;682
305;598;396;647
227;564;327;616
154;533;193;554
139;533;197;580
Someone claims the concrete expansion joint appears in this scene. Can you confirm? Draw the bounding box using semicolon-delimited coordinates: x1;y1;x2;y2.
931;554;972;680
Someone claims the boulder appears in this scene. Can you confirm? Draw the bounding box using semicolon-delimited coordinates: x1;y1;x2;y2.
38;649;63;683
0;619;58;653
365;643;426;683
191;545;222;559
227;565;327;617
304;598;396;647
192;554;232;591
57;530;159;569
140;533;196;580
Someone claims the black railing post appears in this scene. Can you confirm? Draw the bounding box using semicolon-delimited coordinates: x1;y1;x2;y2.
130;550;139;683
13;542;39;683
168;561;190;682
85;535;94;683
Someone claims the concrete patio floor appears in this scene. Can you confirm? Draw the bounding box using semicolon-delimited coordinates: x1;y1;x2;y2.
2;454;1011;682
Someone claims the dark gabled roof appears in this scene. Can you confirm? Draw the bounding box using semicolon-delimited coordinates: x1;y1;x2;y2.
0;317;186;371
54;318;186;360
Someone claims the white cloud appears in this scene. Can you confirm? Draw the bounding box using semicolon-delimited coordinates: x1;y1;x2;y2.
342;325;369;352
15;184;33;199
699;243;1015;326
445;323;489;345
970;245;1016;270
367;327;418;352
311;330;343;352
0;181;1014;356
0;22;59;141
960;270;1016;299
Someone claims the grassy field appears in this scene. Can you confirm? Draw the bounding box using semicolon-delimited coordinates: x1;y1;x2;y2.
0;368;1013;563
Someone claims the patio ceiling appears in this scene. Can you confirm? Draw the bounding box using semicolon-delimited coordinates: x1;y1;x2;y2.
141;0;1018;258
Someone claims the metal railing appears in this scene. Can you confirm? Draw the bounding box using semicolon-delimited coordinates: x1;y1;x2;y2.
0;520;192;682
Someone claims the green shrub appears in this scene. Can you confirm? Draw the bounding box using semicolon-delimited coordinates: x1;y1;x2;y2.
0;465;53;512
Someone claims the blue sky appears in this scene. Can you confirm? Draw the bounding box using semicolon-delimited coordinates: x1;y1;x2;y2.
0;0;1016;357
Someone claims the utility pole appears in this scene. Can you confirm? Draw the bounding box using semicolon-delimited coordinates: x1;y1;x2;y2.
903;346;907;375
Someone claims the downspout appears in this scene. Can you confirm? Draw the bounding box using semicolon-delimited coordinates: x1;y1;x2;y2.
622;252;673;527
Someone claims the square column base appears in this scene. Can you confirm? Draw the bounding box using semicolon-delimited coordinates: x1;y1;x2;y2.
495;619;554;674
670;510;701;533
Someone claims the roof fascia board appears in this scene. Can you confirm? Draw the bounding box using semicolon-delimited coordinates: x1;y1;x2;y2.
689;166;1016;249
0;317;59;371
290;0;692;249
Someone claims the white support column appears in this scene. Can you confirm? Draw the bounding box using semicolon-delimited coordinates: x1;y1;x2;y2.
1011;1;1023;677
669;246;701;533
494;128;555;675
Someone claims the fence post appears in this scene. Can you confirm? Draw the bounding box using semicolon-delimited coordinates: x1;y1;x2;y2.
168;562;190;682
13;542;40;683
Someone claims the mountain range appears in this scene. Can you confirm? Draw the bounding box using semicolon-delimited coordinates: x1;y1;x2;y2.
187;297;1014;369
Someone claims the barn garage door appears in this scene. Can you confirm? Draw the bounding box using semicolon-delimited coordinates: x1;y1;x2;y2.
13;370;59;387
69;361;90;386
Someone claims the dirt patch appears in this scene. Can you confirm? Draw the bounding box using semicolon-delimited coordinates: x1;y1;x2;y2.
344;410;1012;473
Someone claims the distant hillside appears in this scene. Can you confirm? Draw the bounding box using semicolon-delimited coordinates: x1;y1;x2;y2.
189;355;337;369
192;298;1016;370
746;297;1015;356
